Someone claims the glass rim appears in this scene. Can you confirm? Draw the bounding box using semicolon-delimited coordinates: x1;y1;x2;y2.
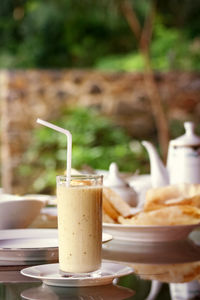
56;174;103;180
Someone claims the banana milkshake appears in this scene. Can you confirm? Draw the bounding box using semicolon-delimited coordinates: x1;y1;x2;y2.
57;175;103;274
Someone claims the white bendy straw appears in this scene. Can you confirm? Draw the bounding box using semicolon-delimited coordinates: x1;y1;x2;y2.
36;118;72;186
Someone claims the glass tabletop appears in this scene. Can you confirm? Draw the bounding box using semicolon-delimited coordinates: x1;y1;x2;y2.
0;227;200;299
0;270;167;300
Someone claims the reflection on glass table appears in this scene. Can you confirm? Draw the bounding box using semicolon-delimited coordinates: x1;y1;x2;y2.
102;230;200;299
21;283;135;300
102;233;200;265
0;227;200;299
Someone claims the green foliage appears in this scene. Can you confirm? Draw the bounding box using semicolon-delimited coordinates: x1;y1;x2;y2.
19;107;147;193
95;53;145;71
151;22;200;71
157;0;200;39
96;21;200;71
0;0;134;68
0;0;199;70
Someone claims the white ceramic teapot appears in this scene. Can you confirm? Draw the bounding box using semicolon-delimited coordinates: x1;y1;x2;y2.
104;162;138;207
142;122;200;187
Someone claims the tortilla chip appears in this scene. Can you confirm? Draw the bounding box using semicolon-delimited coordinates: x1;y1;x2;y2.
118;205;200;226
144;184;200;211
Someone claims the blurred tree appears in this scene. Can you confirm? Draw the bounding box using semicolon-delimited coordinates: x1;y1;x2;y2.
119;0;169;160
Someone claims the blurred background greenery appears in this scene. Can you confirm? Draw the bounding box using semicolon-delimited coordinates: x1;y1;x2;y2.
0;0;200;70
1;0;200;194
20;106;199;194
19;107;149;193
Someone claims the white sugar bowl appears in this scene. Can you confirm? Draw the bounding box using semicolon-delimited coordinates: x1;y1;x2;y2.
104;162;138;207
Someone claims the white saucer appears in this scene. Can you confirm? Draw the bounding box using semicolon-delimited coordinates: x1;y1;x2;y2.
0;229;112;265
21;262;133;287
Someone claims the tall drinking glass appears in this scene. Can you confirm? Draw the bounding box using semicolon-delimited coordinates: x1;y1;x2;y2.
56;175;103;275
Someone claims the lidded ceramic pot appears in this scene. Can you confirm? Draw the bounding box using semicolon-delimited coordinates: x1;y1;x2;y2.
104;162;138;207
143;121;200;187
167;122;200;184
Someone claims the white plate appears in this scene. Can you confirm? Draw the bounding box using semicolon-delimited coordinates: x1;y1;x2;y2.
102;233;113;243
21;261;133;287
0;229;112;265
0;229;58;264
103;223;200;242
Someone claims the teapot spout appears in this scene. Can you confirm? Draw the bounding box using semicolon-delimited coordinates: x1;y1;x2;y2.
142;141;169;187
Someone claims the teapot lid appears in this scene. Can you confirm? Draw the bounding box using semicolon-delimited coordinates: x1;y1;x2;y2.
171;122;200;147
104;162;127;187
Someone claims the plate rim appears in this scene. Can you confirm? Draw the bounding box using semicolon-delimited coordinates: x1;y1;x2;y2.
21;261;133;282
102;222;200;242
0;228;58;251
103;222;200;230
102;233;112;243
0;229;112;251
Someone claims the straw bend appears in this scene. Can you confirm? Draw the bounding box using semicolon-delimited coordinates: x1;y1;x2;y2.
36;118;72;184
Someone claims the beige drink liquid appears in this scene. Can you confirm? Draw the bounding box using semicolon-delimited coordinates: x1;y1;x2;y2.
57;177;102;274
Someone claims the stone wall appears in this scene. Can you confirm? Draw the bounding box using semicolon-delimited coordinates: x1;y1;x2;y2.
0;70;200;193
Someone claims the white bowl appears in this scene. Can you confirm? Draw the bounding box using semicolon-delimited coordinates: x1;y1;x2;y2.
0;194;45;229
23;194;56;206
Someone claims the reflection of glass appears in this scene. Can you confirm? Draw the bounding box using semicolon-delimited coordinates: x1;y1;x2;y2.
57;175;103;275
21;283;135;300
